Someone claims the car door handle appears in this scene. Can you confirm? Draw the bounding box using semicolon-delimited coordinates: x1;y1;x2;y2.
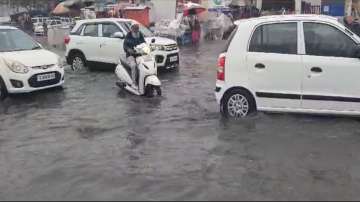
311;67;322;73
100;43;106;48
255;63;265;69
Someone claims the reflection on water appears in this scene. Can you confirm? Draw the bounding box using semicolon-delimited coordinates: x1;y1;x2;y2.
1;41;360;200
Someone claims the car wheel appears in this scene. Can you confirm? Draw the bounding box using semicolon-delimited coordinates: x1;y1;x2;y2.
222;89;256;119
71;53;86;72
0;77;8;100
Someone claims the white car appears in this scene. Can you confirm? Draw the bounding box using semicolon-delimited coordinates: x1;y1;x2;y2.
0;26;64;99
215;15;360;118
34;20;63;35
65;18;179;71
32;17;49;27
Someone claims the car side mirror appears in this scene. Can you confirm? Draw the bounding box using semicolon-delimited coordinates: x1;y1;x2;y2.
112;32;125;39
151;38;156;43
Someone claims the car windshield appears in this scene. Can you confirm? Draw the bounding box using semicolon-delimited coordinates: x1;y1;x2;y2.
121;21;154;37
0;29;41;52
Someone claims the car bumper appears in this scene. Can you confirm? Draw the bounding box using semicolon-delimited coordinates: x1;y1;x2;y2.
154;50;179;69
4;69;65;94
215;80;225;104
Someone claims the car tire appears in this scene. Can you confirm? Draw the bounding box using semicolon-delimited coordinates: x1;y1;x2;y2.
222;88;256;119
0;77;8;100
70;53;86;72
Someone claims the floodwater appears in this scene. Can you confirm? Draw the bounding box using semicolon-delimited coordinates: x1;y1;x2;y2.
1;41;360;200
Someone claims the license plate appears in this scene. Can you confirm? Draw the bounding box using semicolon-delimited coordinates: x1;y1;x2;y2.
169;56;178;62
37;73;55;82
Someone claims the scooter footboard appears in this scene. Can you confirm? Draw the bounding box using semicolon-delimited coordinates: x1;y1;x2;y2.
115;64;133;84
145;75;161;87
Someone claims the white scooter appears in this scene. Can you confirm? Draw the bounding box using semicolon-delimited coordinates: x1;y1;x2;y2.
115;43;162;97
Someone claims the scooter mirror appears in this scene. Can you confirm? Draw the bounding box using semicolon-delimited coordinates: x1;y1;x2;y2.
151;38;156;43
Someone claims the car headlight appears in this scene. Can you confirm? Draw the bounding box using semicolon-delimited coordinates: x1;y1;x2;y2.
4;60;29;74
150;44;165;51
57;57;64;68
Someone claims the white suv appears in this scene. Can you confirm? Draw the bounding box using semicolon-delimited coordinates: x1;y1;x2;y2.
65;18;179;71
0;26;64;99
215;15;360;118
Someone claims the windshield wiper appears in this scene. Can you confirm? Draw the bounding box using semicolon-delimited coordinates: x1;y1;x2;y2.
31;46;42;50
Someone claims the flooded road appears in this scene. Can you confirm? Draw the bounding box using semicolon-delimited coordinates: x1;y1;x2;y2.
1;41;360;200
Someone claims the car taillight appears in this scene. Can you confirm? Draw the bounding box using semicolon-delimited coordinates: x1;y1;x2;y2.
217;53;226;81
64;36;70;45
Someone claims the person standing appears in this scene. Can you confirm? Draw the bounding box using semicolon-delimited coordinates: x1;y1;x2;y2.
344;16;360;36
189;14;201;44
43;21;48;36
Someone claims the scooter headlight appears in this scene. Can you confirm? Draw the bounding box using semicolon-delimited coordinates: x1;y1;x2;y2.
4;59;29;74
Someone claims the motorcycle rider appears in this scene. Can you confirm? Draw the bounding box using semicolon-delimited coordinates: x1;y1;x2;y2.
123;23;146;87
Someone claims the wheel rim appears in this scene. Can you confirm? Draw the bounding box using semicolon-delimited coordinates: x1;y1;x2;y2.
72;57;84;71
227;94;249;118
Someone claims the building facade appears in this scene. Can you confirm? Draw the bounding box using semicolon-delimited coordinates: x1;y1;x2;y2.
253;0;354;16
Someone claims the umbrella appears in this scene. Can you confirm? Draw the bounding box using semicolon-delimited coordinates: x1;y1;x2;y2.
52;2;70;15
183;2;206;16
62;0;95;7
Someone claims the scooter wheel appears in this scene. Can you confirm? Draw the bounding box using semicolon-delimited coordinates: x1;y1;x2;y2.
116;81;125;89
155;87;162;96
145;85;154;98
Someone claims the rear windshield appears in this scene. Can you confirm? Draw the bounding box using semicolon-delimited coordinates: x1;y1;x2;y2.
222;25;238;52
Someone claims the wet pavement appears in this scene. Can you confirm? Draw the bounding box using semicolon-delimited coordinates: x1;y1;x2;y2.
1;40;360;200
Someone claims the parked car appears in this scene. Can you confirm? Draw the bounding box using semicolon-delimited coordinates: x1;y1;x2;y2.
215;15;360;118
60;17;73;28
31;17;49;26
34;19;62;35
65;18;180;71
0;26;64;99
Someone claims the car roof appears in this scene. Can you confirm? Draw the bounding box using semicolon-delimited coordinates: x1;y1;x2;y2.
76;18;134;25
0;26;17;30
235;14;339;25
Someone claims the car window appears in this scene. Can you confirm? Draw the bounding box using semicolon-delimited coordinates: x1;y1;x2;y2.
249;22;298;54
71;24;84;35
83;24;98;37
304;22;358;58
102;23;121;38
117;21;131;33
223;25;238;52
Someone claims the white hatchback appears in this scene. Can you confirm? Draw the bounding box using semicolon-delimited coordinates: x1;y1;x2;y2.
0;26;64;99
215;15;360;118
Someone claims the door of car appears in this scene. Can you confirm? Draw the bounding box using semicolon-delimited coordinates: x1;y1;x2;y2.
80;23;101;62
247;22;303;109
301;22;360;112
98;22;126;64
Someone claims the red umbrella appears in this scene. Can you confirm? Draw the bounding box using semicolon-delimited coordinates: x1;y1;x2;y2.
183;2;206;16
